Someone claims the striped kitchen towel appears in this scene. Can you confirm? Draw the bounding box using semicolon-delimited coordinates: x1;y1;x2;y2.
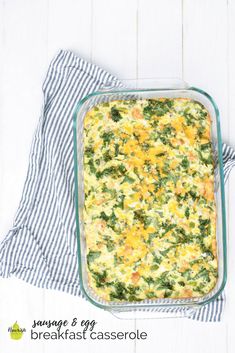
0;50;234;322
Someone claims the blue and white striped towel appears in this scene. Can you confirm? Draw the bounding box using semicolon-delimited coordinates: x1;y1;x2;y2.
0;50;234;321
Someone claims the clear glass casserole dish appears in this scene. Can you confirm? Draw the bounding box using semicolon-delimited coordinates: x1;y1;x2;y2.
73;79;227;318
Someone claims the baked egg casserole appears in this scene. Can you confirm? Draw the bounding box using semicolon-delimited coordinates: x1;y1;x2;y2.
83;98;217;302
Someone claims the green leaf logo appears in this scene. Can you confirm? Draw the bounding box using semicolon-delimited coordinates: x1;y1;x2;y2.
10;321;24;340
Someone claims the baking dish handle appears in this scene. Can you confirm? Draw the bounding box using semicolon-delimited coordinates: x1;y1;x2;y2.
110;306;200;320
99;78;189;91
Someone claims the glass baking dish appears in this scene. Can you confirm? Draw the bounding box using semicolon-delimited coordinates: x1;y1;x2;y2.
73;79;227;318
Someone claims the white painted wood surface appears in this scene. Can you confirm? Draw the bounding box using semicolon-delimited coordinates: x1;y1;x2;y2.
0;0;234;352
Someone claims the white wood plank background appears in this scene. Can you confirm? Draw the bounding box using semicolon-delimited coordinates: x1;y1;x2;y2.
0;0;234;352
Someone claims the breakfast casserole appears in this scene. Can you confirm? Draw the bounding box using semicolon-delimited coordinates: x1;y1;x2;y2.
83;98;217;302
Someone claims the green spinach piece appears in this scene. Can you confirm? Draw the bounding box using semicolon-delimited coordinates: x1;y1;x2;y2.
155;271;174;291
101;131;115;145
100;211;109;222
101;185;117;198
146;233;157;245
200;142;211;151
96;164;127;179
143;276;155;285
114;194;125;209
114;254;124;265
198;217;211;236
198;150;214;166
114;143;119;156
100;211;117;231
103;150;113;162
87;159;96;174
84;146;94;158
103;235;115;252
143;99;174;118
87;250;101;268
160;223;175;237
110;282;128;300
91;270;107;287
178;281;185;287
193;268;211;282
181;156;190;169
185;207;190;219
121;175;135;184
110;106;123;122
134;209;151;228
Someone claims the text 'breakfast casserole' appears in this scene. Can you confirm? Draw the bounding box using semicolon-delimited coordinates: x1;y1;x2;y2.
83;98;217;302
